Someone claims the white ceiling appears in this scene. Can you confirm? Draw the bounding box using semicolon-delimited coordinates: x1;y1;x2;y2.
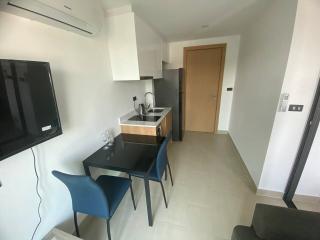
102;0;269;41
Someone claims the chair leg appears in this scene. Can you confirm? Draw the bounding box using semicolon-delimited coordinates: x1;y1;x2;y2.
129;184;137;210
167;161;174;186
165;167;168;181
160;181;168;208
73;212;80;237
106;219;111;240
128;174;136;210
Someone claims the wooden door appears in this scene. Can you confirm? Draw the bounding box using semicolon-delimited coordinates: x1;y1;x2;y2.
184;44;225;133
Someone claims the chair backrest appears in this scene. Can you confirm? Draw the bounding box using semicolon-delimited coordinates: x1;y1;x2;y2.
155;132;171;179
52;170;110;218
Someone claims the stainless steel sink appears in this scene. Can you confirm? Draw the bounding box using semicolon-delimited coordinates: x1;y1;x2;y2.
128;115;161;122
148;108;164;113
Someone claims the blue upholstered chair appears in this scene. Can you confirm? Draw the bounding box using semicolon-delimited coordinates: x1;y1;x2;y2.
130;132;173;208
52;171;136;240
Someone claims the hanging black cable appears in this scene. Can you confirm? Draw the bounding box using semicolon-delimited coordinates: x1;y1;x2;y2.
30;147;42;240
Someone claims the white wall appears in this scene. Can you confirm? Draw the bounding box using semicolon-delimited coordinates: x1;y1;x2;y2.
297;128;320;196
259;0;320;196
168;35;240;131
0;12;147;240
228;0;298;186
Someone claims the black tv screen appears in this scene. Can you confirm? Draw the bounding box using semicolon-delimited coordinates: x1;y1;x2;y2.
0;60;62;161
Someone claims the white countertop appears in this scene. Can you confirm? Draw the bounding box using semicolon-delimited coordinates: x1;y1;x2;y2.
119;107;172;127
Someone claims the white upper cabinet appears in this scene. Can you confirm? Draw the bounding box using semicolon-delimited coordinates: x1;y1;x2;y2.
106;11;165;81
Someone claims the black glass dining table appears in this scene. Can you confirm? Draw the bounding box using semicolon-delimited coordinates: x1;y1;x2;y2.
82;133;164;227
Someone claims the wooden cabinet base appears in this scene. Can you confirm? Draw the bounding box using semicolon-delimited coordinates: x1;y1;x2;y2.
120;110;172;137
121;125;157;136
159;111;172;137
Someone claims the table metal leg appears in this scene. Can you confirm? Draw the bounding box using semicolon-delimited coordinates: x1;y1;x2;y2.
144;178;153;226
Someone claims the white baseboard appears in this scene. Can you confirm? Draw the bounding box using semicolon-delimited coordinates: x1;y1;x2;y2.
256;189;283;199
256;189;320;204
227;133;257;192
44;228;83;240
293;194;320;204
216;130;228;135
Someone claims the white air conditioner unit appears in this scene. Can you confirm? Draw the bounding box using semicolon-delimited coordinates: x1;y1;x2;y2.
0;0;102;36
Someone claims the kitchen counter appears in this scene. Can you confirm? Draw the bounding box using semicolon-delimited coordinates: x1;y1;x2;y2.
119;107;172;136
119;107;172;127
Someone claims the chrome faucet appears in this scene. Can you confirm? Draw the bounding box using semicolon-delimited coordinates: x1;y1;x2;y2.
144;91;155;110
133;92;155;116
133;97;148;116
138;103;147;116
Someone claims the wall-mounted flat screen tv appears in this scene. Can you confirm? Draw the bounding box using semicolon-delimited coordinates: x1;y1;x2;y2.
0;60;62;161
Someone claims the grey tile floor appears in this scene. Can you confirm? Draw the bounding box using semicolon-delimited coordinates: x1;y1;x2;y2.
80;132;317;240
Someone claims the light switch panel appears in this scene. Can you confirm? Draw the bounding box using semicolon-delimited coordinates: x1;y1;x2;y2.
278;93;290;112
288;105;304;112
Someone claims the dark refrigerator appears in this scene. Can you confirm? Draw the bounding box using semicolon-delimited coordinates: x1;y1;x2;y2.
154;68;184;141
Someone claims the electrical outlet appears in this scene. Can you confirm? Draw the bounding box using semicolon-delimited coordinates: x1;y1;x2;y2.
288;105;304;112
